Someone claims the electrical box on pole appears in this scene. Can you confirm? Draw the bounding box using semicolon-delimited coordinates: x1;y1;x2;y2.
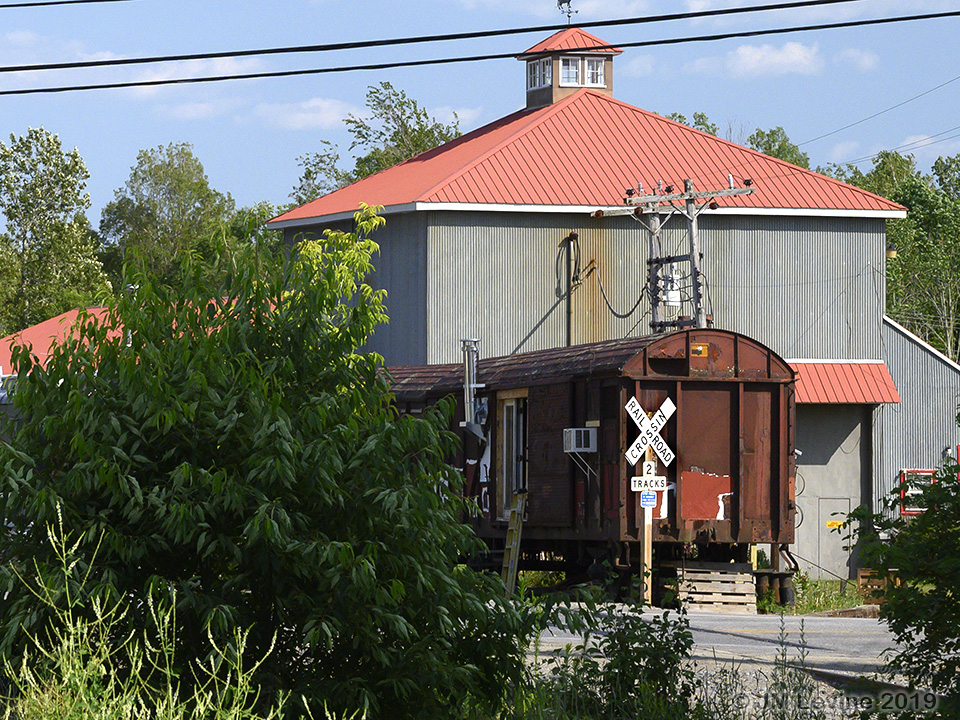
591;177;754;333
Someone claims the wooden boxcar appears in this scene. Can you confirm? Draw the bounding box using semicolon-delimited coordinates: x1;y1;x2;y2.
389;328;795;576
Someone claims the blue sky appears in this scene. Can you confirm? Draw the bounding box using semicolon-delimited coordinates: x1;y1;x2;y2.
0;0;958;222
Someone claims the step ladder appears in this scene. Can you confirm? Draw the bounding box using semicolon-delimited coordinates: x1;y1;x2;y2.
501;491;527;594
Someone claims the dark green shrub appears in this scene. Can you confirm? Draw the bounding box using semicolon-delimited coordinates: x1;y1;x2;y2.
0;206;528;719
846;461;960;716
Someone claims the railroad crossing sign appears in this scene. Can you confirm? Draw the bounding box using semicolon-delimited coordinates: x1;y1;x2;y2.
624;396;676;466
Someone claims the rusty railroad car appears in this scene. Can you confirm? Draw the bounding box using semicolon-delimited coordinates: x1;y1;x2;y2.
389;328;796;576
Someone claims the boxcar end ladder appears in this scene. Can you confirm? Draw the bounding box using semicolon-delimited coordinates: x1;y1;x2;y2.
501;491;527;594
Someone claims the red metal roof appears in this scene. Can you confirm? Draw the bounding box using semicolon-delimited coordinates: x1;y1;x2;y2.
0;307;110;374
522;28;623;56
790;361;900;404
271;89;904;226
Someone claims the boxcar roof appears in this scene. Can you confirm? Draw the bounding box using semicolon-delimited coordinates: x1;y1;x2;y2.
388;329;793;401
389;335;658;400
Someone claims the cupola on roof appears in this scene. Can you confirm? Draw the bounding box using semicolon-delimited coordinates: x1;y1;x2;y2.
521;27;623;57
519;28;621;109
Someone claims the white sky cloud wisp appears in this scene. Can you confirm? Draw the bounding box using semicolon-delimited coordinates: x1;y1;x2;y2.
252;97;360;131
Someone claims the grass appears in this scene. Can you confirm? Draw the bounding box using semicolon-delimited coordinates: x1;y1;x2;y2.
790;575;864;615
757;572;865;615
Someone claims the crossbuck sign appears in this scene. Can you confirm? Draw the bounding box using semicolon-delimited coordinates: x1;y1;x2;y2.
624;396;676;467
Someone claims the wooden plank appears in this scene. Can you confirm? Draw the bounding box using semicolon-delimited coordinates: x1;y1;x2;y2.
681;568;754;577
680;591;756;602
687;603;757;615
682;573;754;583
682;581;755;593
661;561;754;573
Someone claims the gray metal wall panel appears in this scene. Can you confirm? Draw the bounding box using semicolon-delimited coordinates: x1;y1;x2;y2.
363;212;429;365
693;215;885;361
283;214;429;366
426;212;645;363
875;319;960;514
425;211;885;364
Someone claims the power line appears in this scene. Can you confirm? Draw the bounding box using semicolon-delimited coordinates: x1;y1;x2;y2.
842;125;960;165
0;0;133;7
0;0;863;75
799;71;960;147
2;9;958;97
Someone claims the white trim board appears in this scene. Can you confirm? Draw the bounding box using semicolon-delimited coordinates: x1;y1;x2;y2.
268;201;906;229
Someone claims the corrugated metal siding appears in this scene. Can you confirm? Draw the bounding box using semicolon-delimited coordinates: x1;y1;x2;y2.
695;215;885;360
365;212;429;366
426;211;884;364
285;213;429;367
875;318;960;514
427;211;645;362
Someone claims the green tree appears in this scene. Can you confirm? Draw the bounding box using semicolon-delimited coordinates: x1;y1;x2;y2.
291;82;461;203
822;150;921;198
747;126;810;168
933;154;960;199
846;463;960;714
887;172;960;360
667;111;719;136
0;206;527;719
831;151;960;361
291;140;350;206
0;127;109;336
99;142;235;289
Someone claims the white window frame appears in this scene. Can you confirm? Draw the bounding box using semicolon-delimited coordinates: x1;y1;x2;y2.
526;60;540;91
540;58;553;88
584;57;605;87
560;56;581;87
527;58;553;90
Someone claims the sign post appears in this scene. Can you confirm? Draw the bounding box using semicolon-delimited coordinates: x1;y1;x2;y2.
624;396;676;603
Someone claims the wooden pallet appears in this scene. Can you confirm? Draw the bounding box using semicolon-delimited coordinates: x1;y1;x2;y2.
857;568;897;604
675;564;757;614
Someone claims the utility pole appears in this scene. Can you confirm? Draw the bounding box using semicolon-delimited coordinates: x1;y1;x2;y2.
646;210;663;329
593;176;754;332
685;179;708;329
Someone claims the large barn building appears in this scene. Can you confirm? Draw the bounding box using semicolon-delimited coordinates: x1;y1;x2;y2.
51;29;958;580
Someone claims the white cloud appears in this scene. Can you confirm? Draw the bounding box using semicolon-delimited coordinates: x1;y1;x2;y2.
252;97;359;131
431;105;483;128
834;48;879;72
129;57;265;98
686;42;823;77
897;134;960;161
828;140;860;163
621;55;656;78
154;102;232;122
683;0;948;26
726;42;823;77
2;30;41;49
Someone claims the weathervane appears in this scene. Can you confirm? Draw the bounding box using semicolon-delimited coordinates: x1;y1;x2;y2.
558;0;577;24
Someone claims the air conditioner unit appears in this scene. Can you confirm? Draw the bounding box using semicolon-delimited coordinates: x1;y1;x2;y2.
563;427;597;453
